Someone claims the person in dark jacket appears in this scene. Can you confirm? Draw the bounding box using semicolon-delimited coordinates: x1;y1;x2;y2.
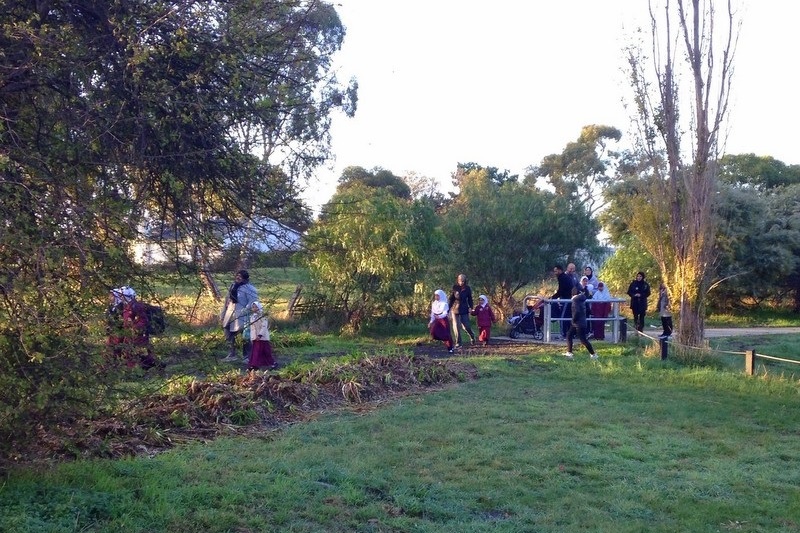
448;273;476;348
564;287;598;360
626;271;652;332
551;265;575;338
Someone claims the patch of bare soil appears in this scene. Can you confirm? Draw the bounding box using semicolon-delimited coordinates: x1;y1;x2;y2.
1;339;545;472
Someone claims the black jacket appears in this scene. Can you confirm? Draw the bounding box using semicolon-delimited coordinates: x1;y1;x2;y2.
449;283;474;314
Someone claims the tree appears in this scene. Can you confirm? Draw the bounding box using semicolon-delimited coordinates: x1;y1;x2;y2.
718;154;800;190
0;0;355;446
624;0;739;345
440;165;598;315
526;125;622;216
304;180;439;332
337;166;412;200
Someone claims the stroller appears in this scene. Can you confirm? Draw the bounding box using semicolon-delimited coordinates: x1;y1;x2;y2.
507;295;544;340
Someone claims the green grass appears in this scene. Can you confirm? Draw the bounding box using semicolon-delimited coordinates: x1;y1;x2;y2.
3;347;800;532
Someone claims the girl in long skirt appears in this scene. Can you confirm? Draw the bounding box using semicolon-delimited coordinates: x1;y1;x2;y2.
247;301;276;370
429;289;454;353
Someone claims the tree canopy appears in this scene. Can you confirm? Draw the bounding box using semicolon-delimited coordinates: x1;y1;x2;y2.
0;0;355;444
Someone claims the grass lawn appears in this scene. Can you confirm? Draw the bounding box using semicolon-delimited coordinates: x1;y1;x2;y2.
3;344;800;532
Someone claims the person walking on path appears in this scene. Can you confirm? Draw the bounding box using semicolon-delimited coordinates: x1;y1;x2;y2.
470;294;496;346
448;273;476;347
626;271;651;332
429;289;454;353
221;269;259;362
551;265;575;339
564;287;598;360
657;283;673;339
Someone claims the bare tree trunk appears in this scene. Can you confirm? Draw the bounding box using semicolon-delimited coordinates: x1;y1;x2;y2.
626;0;738;346
194;245;221;301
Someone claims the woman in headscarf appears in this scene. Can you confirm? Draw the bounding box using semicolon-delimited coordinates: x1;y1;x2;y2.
429;289;454;353
221;269;259;362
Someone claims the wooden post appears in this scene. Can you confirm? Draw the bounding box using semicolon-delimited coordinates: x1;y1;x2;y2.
745;350;755;376
660;337;668;360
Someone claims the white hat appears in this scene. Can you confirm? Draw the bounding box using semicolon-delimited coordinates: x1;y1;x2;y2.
122;287;136;299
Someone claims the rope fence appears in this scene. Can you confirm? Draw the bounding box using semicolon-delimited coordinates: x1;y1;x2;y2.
631;328;800;375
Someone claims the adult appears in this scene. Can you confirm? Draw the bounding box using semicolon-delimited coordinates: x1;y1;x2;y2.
566;263;580;287
429;289;454;353
657;283;673;339
578;275;594;334
590;281;612;340
626;271;651;332
551;265;575;338
564;287;598;360
448;273;476;347
120;287;160;369
221;269;259;362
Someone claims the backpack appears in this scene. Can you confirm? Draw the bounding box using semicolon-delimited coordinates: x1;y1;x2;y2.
144;303;166;335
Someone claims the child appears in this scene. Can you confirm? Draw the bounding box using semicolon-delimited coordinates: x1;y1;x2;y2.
429;289;454;353
470;294;496;346
657;284;673;339
247;301;276;370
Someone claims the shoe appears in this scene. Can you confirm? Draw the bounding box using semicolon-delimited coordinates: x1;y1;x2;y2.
448;348;454;354
590;353;599;360
221;354;239;362
563;352;574;359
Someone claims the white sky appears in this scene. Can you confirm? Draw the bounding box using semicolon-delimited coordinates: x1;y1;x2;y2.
304;0;800;211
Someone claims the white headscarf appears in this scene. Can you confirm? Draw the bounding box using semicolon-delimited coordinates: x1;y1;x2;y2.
431;289;449;318
121;286;136;301
593;282;611;301
478;294;488;307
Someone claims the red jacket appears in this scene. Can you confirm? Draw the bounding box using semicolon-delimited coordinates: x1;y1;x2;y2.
471;304;495;328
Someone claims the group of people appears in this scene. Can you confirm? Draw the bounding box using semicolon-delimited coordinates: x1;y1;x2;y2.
106;286;163;370
428;274;496;353
550;263;607;360
220;269;277;371
111;266;674;370
108;269;279;372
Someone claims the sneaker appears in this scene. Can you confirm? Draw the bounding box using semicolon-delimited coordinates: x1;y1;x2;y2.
563;352;574;359
448;348;454;354
590;353;599;360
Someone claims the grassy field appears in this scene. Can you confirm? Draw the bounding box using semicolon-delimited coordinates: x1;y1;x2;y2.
3;269;799;531
3;340;800;532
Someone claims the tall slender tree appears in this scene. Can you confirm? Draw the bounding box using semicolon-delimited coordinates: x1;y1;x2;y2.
624;0;739;345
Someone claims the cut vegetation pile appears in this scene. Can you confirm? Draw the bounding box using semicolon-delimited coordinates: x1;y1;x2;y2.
2;355;478;471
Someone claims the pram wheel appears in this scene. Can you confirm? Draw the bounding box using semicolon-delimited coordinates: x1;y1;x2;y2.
509;328;520;339
533;330;544;341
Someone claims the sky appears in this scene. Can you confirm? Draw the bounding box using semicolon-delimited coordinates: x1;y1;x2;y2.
304;0;800;211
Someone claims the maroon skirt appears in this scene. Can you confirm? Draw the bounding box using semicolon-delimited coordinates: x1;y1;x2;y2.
249;339;275;368
429;318;453;349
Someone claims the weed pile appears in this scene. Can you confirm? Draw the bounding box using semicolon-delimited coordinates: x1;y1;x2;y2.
1;354;478;471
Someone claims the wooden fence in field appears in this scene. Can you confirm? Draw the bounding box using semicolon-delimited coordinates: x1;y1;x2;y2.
631;327;800;375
